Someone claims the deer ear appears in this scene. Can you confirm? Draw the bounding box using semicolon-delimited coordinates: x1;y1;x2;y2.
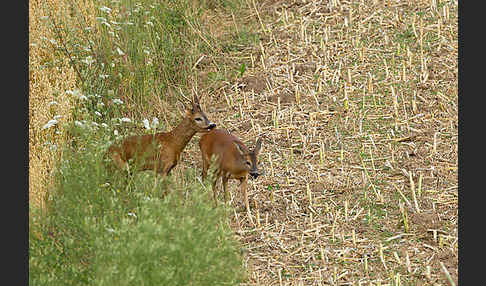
253;137;262;155
233;141;247;156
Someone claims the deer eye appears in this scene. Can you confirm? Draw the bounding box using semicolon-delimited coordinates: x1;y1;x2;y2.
195;118;202;122
246;161;251;166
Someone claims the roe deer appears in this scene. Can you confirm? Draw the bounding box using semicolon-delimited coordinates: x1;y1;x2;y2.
106;93;216;177
199;129;262;214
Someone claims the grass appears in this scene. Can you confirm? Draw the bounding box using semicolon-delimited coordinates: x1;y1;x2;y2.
29;0;251;284
30;0;458;285
29;134;245;285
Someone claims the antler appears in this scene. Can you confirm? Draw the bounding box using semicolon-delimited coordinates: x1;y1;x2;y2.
191;85;201;106
177;87;194;110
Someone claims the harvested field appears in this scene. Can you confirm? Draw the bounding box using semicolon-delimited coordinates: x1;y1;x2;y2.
179;0;458;284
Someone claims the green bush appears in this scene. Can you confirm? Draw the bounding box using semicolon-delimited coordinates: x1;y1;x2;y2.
30;136;245;285
93;191;244;285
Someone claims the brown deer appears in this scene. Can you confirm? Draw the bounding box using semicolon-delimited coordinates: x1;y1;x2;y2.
199;129;262;214
106;93;216;177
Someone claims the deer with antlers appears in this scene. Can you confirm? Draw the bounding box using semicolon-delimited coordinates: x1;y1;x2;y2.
106;93;216;177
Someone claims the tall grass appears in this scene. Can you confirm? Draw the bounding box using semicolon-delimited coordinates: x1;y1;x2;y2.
42;0;234;121
30;0;247;284
29;129;245;285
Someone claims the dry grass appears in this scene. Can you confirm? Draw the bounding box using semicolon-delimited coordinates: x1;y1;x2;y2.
179;0;458;284
29;0;96;209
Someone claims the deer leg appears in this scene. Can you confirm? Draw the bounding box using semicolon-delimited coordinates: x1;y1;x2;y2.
222;173;230;204
240;177;250;215
201;154;209;181
110;151;129;172
212;170;222;207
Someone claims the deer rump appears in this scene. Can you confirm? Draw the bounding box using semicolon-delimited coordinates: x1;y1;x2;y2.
108;132;178;174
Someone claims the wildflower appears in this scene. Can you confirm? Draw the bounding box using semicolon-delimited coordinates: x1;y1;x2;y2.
101;123;109;128
127;212;137;218
116;47;125;56
99;74;109;79
120;117;131;123
42;119;58;130
152;117;159;128
143;118;150;130
106;227;115;233
74;120;84;127
99;6;112;13
82;56;95;65
101;21;111;28
145;21;154;27
112;98;123;105
114;130;119;136
94;111;102;117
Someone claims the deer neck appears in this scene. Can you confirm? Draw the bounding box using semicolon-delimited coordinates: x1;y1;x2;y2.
166;116;197;153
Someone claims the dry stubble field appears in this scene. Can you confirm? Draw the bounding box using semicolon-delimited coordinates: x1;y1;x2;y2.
176;0;458;284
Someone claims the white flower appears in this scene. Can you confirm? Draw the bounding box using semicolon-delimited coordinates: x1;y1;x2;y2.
94;111;102;117
151;117;159;128
106;227;115;233
127;212;137;218
116;47;124;56
49;144;58;151
99;74;109;79
114;130;119;136
101;123;109;128
145;21;154;27
99;6;112;13
82;56;95;65
91;122;99;127
143;118;150;130
74;120;84;127
120;117;131;123
42;119;58;130
101;21;111;28
112;98;123;105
